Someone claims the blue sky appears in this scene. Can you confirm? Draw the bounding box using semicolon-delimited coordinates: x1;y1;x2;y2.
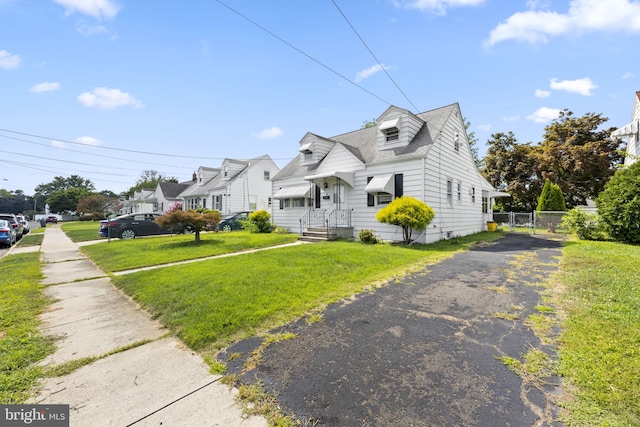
1;0;639;196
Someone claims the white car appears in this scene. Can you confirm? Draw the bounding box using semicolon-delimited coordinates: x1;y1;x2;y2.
16;214;30;234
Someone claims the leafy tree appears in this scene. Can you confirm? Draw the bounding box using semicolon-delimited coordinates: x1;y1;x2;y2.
596;161;640;244
464;118;482;169
532;110;622;207
35;175;95;200
241;210;273;233
361;119;377;129
155;209;221;242
482;132;538;212
47;187;91;214
536;179;566;211
375;196;435;243
126;170;178;197
76;194;110;216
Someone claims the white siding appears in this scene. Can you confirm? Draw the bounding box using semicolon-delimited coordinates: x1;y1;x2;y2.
271;176;312;233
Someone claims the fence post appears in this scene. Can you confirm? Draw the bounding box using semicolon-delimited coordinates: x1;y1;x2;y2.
532;211;536;235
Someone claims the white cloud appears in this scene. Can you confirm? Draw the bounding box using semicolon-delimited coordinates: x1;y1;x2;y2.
535;89;551;98
486;0;640;45
503;115;521;122
53;0;119;19
77;23;108;35
550;77;597;96
527;107;561;123
75;136;102;146
622;72;635;79
77;87;143;109
51;140;65;148
478;124;492;132
29;82;61;93
254;127;283;140
355;64;391;83
0;49;21;70
394;0;485;15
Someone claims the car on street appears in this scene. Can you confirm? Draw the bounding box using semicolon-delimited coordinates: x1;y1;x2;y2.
16;214;29;235
0;219;17;247
217;211;250;232
98;213;175;240
0;213;24;240
46;216;58;224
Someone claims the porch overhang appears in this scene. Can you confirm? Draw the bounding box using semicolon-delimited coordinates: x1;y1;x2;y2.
272;185;311;199
304;171;355;187
611;120;639;138
364;174;394;194
490;191;511;198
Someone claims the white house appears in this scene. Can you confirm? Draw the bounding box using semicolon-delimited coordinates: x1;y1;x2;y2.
611;90;640;166
271;103;508;244
178;155;280;214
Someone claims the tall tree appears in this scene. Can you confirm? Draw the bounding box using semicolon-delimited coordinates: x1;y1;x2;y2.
47;187;91;214
35;175;95;200
531;110;622;207
464;118;482;169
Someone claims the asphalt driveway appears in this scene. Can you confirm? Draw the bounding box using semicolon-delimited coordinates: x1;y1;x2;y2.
221;233;565;426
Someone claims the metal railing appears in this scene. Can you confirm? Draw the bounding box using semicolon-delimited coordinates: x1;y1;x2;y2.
492;211;568;234
299;209;326;234
326;209;352;229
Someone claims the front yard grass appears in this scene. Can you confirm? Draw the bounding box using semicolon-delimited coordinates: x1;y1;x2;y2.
60;220;104;242
110;232;500;353
0;253;55;403
81;230;299;272
556;240;640;425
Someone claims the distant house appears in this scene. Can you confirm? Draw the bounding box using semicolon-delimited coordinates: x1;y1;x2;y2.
271;103;508;243
177;155;280;214
153;181;190;213
611;90;640;166
119;188;155;215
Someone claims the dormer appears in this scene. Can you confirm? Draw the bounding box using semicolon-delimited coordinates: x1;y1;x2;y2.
196;166;220;185
221;158;249;181
299;133;335;166
376;106;425;151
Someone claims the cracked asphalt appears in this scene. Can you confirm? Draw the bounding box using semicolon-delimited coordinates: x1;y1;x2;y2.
221;233;565;426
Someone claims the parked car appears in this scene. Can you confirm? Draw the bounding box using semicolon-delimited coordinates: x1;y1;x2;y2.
0;219;17;247
45;216;58;224
98;213;174;240
0;213;24;240
217;211;250;232
16;214;29;235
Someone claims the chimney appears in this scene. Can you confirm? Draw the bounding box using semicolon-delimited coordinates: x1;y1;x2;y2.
192;171;197;182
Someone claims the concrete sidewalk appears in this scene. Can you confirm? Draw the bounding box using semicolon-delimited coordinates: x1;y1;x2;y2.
32;224;266;427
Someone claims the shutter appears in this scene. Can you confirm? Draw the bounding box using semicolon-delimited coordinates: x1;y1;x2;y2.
367;177;374;206
394;173;403;198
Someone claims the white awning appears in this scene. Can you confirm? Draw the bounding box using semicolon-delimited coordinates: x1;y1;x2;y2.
304;171;355;187
364;174;394;194
299;142;312;153
272;185;311;199
378;118;399;130
611;120;639;138
490;191;511;198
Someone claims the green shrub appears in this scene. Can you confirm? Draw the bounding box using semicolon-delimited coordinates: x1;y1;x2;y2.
358;229;380;244
537;178;567;211
561;208;607;241
376;196;435;243
596;162;640;244
242;210;273;233
79;213;106;221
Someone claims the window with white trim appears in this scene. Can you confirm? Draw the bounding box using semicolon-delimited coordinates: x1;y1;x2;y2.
385;127;399;142
447;180;453;206
471;187;476;203
214;195;222;210
264;171;270;180
457;181;462;203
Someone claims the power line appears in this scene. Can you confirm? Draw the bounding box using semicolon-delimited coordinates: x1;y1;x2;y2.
213;0;395;107
330;0;421;113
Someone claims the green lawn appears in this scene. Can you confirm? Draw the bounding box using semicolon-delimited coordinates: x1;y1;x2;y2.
16;232;44;247
81;230;299;272
0;253;55;403
111;233;500;352
556;240;640;425
60;220;103;242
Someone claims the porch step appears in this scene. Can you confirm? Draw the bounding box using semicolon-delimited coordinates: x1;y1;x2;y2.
298;226;337;242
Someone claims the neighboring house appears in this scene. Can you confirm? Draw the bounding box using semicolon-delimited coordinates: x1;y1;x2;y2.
119;188;155;215
271;103;508;244
177;155;280;214
610;90;640;166
153;181;191;213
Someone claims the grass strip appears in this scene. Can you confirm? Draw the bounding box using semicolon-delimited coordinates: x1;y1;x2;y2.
60;221;104;242
16;233;44;247
556;240;640;425
81;230;299;272
111;233;500;353
0;253;55;403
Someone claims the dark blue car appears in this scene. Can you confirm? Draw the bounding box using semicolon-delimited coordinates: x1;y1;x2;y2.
0;219;16;247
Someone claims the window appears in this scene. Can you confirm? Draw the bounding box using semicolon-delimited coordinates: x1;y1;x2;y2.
457;181;462;203
224;166;229;178
214;195;222;210
367;177;375;207
454;133;460;152
447;180;453;206
264;170;270;180
268;197;272;207
482;191;489;214
471;187;476;203
385;127;399;142
378;194;392;205
394;173;403;198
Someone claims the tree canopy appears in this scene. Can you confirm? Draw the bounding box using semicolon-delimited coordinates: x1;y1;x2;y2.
126;170;178;197
47;187;91;214
482;111;623;212
536;178;567;211
155;209;221;242
35;175;95;200
596;161;640;244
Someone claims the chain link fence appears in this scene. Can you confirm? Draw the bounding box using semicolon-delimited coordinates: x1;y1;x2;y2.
492;211;568;234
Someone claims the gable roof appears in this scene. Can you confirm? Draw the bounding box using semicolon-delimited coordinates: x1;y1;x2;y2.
273;103;457;181
158;182;189;198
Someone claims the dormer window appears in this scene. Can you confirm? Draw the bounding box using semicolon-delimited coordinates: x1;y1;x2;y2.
379;118;400;143
299;142;312;154
224;166;229;178
385;127;399;142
